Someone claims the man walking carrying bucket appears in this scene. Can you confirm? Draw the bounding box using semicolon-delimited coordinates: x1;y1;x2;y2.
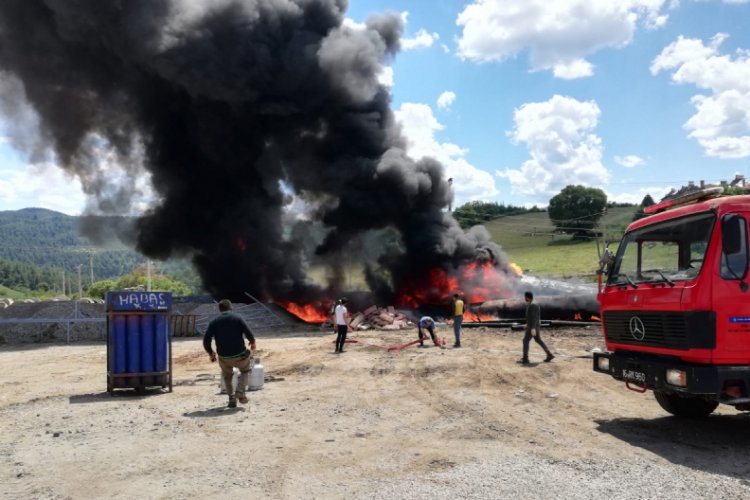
203;299;257;408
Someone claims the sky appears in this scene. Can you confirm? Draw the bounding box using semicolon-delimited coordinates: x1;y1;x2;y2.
2;0;750;215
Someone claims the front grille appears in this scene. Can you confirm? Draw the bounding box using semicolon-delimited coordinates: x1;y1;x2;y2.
603;310;715;350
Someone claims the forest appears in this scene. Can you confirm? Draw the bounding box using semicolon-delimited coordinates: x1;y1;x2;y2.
0;208;198;295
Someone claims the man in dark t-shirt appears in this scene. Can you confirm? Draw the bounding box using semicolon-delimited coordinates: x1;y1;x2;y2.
519;292;554;365
203;299;256;408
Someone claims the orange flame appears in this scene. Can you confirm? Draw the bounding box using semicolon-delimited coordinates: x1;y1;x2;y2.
591;314;601;322
281;302;330;323
509;262;523;277
574;312;582;321
464;310;498;322
395;261;517;308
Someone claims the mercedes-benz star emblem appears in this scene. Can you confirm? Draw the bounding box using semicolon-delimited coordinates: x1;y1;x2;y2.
629;316;646;341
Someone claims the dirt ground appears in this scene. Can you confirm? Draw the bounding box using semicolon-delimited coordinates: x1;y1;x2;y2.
2;326;750;499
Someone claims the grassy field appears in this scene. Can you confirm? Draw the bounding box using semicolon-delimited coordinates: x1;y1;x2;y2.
483;206;638;278
305;206;639;287
0;284;60;301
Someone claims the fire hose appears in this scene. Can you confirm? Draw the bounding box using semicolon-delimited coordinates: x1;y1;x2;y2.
331;336;446;352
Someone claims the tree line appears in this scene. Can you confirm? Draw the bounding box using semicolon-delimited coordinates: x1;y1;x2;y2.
0;208;200;297
453;185;659;241
0;207;145;278
453;201;544;228
0;259;61;293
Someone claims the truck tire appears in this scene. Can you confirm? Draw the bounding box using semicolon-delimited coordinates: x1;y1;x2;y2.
653;391;718;417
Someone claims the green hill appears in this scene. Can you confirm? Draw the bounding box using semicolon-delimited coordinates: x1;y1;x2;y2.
0;208;142;279
484;206;638;278
0;208;199;294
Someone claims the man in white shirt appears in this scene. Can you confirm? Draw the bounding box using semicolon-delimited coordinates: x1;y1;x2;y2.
334;298;350;354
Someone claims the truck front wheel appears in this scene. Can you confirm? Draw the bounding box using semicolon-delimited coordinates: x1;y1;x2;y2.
654;391;718;417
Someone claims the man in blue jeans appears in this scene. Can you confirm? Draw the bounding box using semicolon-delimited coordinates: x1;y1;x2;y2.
519;292;554;364
451;293;465;348
417;316;440;347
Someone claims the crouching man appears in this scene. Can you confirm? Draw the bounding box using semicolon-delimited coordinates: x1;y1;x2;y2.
203;299;257;408
417;316;440;347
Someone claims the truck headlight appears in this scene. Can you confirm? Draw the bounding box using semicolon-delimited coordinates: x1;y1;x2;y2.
666;369;687;387
597;357;610;371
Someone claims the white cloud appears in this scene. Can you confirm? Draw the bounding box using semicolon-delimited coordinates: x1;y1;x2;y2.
437;91;456;110
441;44;450;54
402;28;440;50
378;66;394;88
0;132;156;216
553;59;594;80
499;95;609;199
607;185;673;205
615;155;646;167
651;34;750;158
349;12;439;52
456;0;671;78
394;102;498;204
0;162;87;215
342;18;366;31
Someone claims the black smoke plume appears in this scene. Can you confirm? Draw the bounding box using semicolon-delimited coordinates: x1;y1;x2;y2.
0;0;515;304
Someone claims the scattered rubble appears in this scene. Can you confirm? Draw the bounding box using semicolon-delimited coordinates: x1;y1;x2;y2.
321;305;415;332
347;305;413;331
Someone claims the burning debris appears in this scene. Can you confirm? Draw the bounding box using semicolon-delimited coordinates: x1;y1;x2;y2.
0;0;516;306
348;305;411;331
281;299;413;331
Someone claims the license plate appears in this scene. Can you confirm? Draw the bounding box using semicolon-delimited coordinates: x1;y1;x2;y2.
622;369;646;383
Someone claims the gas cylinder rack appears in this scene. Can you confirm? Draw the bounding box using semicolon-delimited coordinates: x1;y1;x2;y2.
106;291;173;394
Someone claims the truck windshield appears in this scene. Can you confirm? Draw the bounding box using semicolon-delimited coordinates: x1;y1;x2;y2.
608;212;716;286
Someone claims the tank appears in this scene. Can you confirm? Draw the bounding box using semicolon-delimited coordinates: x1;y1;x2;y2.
249;358;264;391
113;315;127;374
220;367;240;394
126;315;141;377
154;315;168;373
140;315;155;386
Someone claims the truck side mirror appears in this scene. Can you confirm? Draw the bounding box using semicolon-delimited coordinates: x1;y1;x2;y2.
722;215;743;255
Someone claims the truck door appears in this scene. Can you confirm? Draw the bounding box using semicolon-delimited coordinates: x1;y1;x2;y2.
713;213;750;362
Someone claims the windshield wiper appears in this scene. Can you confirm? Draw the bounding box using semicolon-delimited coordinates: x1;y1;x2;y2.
612;273;638;289
642;269;675;287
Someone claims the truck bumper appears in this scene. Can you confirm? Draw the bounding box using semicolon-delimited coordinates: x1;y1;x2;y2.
593;351;750;403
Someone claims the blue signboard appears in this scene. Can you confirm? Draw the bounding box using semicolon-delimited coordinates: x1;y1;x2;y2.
729;316;750;323
106;291;173;312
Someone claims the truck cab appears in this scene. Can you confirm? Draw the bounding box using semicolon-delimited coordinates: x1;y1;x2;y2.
593;193;750;416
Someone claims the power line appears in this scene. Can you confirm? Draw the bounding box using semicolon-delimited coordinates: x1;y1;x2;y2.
454;207;617;225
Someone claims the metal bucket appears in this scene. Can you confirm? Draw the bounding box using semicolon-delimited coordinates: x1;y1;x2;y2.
219;367;240;394
249;359;264;391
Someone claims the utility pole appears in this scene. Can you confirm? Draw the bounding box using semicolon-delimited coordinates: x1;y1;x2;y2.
347;246;352;289
61;271;66;297
77;264;83;298
89;253;94;285
447;178;454;212
146;260;152;291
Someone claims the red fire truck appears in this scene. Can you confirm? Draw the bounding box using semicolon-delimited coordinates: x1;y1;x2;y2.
593;188;750;417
